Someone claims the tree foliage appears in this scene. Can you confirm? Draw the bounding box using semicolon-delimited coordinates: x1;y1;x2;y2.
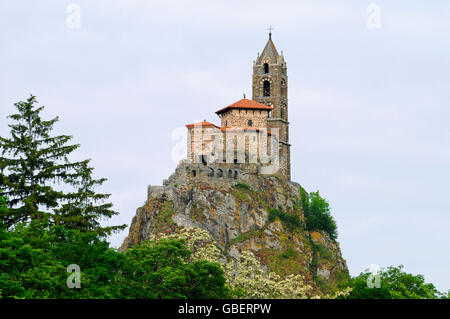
151;227;351;299
121;238;230;299
268;208;301;232
300;188;338;240
0;197;7;216
344;265;448;299
0;221;230;299
0;95;125;236
0;220;125;298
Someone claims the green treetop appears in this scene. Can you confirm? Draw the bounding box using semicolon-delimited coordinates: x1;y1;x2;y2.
0;95;125;236
344;265;448;299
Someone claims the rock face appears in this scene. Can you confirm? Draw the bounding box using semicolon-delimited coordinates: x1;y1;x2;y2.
120;161;349;293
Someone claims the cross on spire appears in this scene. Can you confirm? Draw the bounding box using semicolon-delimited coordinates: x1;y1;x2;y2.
267;25;274;38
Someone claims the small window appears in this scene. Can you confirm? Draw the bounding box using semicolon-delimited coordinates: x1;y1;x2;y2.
263;63;269;73
248;119;253;126
263;81;270;96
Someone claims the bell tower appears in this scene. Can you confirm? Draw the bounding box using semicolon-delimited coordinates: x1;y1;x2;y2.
252;31;291;180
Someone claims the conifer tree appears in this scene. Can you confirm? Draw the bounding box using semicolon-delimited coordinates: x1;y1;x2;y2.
0;95;125;235
0;196;8;217
54;161;126;236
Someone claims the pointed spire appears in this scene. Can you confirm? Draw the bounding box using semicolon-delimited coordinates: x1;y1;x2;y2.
257;33;279;64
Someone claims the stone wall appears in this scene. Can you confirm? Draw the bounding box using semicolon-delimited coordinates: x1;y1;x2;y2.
186;126;217;163
252;40;290;181
220;108;269;128
157;161;261;196
187;127;276;170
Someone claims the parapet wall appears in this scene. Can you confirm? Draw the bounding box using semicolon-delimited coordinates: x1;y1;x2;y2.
166;161;260;185
148;161;266;199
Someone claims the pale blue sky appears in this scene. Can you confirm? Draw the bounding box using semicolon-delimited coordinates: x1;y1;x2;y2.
1;1;449;292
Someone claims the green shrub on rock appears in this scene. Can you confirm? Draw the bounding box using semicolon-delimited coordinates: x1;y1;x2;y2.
300;189;338;240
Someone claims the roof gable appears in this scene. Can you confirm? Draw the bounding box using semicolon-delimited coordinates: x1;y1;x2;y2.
257;37;279;64
185;120;220;129
215;99;273;115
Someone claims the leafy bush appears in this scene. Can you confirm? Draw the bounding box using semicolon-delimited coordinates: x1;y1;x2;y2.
121;238;230;299
227;229;263;247
343;265;448;299
268;208;302;232
300;189;338;240
235;182;251;190
280;247;297;259
310;241;334;262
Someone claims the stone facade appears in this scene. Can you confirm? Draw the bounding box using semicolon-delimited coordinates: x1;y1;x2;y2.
220;108;268;128
186;125;276;168
252;34;291;180
186;125;218;163
185;34;291;180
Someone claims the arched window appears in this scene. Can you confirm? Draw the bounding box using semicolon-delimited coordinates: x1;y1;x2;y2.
263;63;269;73
263;81;270;96
281;78;287;96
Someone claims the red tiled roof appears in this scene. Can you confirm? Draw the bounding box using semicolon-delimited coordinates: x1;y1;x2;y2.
215;99;273;115
185;121;220;129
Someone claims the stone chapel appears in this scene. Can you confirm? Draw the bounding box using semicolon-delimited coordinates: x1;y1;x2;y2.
186;32;291;180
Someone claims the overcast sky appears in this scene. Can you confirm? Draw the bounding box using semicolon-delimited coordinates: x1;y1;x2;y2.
1;0;449;292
